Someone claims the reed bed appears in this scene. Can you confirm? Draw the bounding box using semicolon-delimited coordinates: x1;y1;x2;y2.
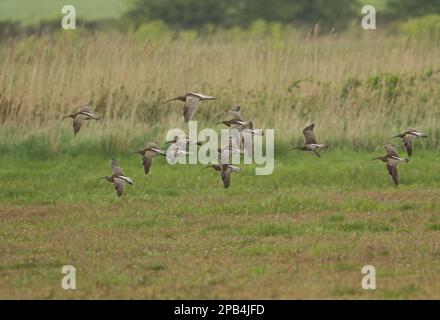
0;31;439;156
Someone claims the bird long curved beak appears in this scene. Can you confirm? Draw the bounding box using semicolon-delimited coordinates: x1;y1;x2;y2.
163;97;178;104
62;115;70;119
371;157;380;161
391;135;400;139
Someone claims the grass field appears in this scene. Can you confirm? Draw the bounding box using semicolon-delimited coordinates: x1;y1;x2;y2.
0;6;439;299
0;150;440;299
0;0;128;24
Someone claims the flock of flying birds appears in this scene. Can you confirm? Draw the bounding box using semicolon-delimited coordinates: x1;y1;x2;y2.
63;92;428;197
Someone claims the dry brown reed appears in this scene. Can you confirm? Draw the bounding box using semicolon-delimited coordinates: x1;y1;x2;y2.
0;31;439;153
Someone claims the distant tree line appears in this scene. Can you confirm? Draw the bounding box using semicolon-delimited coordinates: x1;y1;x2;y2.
0;0;438;39
125;0;440;30
386;0;440;20
126;0;361;30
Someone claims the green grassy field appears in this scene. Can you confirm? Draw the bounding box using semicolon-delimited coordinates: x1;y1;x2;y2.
0;0;128;24
1;150;440;299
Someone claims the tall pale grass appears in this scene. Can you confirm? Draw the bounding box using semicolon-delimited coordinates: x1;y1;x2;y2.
0;31;439;155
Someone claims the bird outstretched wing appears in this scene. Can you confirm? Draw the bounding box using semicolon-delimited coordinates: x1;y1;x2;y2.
312;150;321;158
111;159;124;176
386;162;399;186
303;123;317;144
113;178;125;197
72;115;86;135
183;95;200;122
188;92;215;100
384;144;399;157
402;135;415;157
143;157;152;175
221;164;232;189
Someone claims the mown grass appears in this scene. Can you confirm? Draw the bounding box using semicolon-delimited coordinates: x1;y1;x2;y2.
0;151;439;299
0;150;439;205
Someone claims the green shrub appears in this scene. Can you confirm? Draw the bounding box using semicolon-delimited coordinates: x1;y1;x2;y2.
396;14;440;40
134;20;174;41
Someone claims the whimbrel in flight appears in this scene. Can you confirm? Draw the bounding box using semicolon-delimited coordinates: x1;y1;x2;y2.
166;142;192;163
133;143;166;175
100;159;134;197
205;137;242;188
164;92;215;122
63;105;99;135
217;118;249;129
292;123;329;157
206;163;240;188
372;144;409;186
220;164;241;189
218;117;264;156
392;128;428;157
219;139;242;188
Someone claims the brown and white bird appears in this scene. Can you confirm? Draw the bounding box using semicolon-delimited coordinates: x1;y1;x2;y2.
371;144;409;186
218;139;242;189
63;105;99;135
220;164;241;189
133;143;166;175
218;115;264;156
392;128;428;157
100;159;134;197
205;138;242;188
166;142;192;163
164;92;215;122
292;123;329;157
205;162;240;188
217;118;249;129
